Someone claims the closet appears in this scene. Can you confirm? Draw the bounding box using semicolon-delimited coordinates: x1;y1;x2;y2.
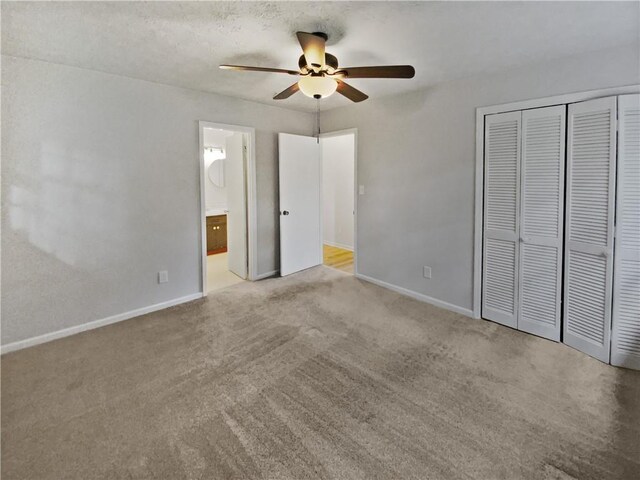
481;94;640;370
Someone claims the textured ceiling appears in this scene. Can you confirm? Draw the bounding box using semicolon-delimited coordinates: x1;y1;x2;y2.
2;1;638;112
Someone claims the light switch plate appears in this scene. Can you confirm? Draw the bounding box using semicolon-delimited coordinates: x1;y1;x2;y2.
359;185;365;195
158;270;169;284
423;266;432;279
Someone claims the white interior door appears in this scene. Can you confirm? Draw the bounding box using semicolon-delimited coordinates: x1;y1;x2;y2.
517;105;566;341
611;94;640;370
482;111;521;328
279;133;322;276
564;97;617;363
226;132;248;279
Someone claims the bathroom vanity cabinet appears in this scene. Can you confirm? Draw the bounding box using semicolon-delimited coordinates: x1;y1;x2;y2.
206;214;227;254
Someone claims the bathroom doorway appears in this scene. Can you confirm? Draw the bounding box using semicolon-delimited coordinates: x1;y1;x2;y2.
199;122;257;293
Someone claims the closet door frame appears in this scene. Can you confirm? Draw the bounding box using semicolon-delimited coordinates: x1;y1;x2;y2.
473;85;640;320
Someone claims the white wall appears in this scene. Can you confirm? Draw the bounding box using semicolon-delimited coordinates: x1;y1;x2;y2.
321;134;355;250
203;128;231;212
322;44;640;313
1;55;314;346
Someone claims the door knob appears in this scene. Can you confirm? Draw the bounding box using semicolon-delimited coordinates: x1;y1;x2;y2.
281;210;290;216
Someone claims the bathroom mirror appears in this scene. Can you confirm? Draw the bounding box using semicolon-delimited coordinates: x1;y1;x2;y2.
208;158;225;188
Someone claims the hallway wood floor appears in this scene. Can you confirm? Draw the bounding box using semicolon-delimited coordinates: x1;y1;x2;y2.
323;244;354;274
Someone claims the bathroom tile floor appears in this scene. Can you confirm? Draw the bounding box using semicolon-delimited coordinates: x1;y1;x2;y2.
207;252;245;292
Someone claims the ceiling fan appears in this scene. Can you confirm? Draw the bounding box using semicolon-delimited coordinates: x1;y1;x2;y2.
220;32;415;103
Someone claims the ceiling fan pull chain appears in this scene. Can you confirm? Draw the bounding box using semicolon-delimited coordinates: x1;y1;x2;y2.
316;97;320;143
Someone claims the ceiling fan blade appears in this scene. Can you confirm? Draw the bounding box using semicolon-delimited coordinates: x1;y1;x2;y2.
220;65;299;75
333;65;415;79
336;79;368;103
273;82;300;100
296;32;326;69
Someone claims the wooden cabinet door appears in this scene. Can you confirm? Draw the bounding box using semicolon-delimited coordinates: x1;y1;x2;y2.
206;215;228;253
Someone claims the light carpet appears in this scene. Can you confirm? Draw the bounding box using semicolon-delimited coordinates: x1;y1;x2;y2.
2;266;639;479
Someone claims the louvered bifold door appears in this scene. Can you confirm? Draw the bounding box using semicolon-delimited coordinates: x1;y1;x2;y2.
611;94;640;370
518;106;566;341
482;111;521;328
564;97;617;363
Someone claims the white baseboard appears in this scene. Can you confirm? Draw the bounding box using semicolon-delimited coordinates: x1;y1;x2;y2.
355;273;473;317
2;274;471;354
323;241;354;251
254;269;279;280
0;293;203;355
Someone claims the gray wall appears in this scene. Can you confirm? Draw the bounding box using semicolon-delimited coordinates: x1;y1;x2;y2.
1;55;314;345
3;44;638;346
323;44;640;313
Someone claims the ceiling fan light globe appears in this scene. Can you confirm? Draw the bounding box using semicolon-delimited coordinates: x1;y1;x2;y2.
298;75;337;99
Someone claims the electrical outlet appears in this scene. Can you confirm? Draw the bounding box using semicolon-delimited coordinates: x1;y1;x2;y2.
358;185;365;195
423;266;432;279
158;270;169;284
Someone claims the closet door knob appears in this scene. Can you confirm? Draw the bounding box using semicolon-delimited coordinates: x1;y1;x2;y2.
281;210;290;216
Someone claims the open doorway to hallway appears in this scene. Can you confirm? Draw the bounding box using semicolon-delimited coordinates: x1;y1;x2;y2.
200;123;254;293
320;131;356;275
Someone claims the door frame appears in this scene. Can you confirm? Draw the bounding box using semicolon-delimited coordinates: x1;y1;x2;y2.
473;84;640;319
319;128;359;275
199;121;258;295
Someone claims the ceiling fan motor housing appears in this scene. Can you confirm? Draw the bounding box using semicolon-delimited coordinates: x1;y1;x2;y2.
298;53;338;74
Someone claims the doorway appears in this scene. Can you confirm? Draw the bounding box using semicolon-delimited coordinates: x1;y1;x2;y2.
320;131;356;274
277;129;357;277
199;121;257;294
